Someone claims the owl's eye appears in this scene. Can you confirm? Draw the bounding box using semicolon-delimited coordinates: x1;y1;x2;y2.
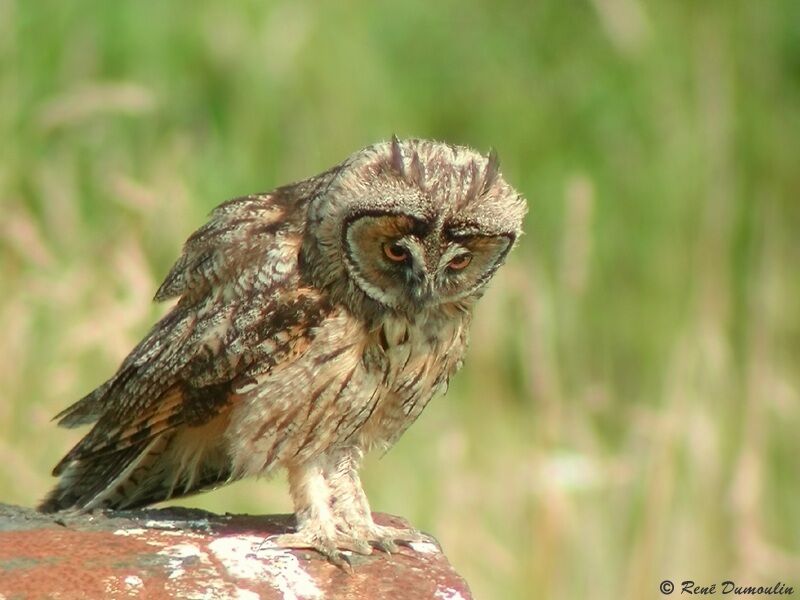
447;253;472;270
383;242;409;263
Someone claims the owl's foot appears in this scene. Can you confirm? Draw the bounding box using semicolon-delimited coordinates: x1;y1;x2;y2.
261;528;373;571
259;524;438;569
347;523;440;554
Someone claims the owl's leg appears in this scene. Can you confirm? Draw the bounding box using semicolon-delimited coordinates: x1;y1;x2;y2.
325;447;438;554
264;459;373;567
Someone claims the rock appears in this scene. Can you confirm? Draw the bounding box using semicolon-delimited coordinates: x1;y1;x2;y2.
0;503;472;599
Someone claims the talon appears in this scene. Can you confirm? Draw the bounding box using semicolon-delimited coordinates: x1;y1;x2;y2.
328;549;353;574
370;538;398;554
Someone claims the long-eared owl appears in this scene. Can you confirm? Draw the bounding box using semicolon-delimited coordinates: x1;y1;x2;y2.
40;137;527;564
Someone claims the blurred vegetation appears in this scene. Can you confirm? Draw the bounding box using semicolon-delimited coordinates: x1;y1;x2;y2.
2;0;800;598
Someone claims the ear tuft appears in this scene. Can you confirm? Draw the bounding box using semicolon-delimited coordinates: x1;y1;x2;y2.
390;135;406;177
407;149;427;189
482;148;500;195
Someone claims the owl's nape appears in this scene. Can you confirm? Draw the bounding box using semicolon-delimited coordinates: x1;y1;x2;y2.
41;137;525;569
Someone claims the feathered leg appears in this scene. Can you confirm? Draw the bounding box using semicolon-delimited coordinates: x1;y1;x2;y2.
324;447;435;553
266;457;373;568
266;448;435;566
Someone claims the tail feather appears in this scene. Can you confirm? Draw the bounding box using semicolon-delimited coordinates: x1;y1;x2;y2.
39;422;235;513
52;387;187;477
39;443;151;512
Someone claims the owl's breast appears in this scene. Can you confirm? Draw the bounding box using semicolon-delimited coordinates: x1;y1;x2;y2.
226;306;469;476
356;311;468;449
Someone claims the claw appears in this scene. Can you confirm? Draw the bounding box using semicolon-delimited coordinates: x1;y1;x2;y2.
328;548;353;574
370;538;398;554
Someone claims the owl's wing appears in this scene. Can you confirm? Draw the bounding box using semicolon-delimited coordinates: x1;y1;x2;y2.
41;190;332;511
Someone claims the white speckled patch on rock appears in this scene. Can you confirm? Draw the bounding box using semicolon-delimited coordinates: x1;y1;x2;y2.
435;586;468;600
209;535;324;600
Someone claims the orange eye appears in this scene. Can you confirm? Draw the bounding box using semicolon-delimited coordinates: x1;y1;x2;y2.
383;242;408;263
448;254;472;270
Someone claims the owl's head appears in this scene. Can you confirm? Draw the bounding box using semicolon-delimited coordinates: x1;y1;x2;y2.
302;138;526;318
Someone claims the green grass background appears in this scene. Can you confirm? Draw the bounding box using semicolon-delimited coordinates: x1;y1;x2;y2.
2;1;799;597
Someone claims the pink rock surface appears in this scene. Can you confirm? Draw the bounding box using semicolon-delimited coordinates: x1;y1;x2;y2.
0;503;472;599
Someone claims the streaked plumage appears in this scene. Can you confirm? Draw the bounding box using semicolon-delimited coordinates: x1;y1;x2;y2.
40;138;526;563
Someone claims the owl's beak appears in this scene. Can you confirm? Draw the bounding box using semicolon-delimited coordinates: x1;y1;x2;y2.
402;260;434;309
409;278;434;308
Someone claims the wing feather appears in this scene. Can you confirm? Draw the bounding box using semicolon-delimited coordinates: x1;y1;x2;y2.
42;188;333;511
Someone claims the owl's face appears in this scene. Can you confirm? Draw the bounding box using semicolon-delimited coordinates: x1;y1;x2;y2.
303;138;526;317
343;212;514;311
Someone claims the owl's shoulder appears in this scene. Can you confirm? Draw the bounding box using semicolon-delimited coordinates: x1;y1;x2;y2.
153;187;312;304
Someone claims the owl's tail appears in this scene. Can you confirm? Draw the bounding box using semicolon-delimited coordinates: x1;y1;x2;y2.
39;425;235;513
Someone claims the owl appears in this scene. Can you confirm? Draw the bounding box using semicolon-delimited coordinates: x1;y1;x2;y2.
40;137;526;566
